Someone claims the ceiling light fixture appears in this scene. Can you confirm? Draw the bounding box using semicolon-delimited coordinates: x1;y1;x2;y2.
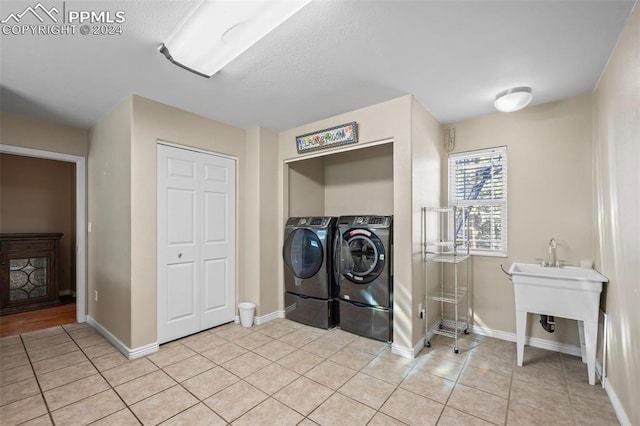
493;87;533;112
160;0;311;78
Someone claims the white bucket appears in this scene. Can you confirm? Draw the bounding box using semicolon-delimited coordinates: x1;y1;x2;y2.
238;302;256;328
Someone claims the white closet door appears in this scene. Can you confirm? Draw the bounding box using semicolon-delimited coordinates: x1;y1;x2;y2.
200;154;235;329
157;144;235;344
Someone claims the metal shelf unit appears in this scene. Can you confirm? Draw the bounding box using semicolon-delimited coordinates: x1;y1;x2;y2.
422;206;471;353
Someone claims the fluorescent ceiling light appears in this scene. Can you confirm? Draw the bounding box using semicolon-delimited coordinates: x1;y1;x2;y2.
160;0;311;78
493;87;533;112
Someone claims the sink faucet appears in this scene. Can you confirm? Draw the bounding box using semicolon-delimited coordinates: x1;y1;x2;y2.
547;238;557;267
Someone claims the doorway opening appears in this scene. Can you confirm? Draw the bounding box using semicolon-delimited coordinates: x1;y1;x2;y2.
0;144;86;336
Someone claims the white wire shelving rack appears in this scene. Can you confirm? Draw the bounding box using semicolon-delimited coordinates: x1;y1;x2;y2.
422;206;471;353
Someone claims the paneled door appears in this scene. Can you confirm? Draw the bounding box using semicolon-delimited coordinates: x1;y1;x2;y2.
157;143;235;344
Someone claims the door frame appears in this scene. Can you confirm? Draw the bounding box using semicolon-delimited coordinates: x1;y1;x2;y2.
0;144;87;323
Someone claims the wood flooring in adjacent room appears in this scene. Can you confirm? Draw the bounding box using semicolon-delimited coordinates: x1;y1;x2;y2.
0;301;76;338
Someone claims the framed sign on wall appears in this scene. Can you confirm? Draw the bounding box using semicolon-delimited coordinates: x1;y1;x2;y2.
296;122;358;154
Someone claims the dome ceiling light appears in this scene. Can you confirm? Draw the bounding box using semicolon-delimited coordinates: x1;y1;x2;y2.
493;87;533;112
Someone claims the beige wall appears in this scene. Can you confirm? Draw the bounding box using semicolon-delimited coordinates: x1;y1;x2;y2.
244;128;261;310
445;95;594;346
0;154;76;294
257;128;281;316
87;94;273;350
245;126;281;316
130;95;246;348
287;157;325;216
593;4;639;424
287;143;394;217
0;111;87;157
0;111;86;300
279;95;440;351
411;98;445;344
88;97;133;345
324;143;393;216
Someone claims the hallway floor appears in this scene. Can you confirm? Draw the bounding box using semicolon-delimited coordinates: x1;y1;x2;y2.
0;298;76;338
0;319;619;425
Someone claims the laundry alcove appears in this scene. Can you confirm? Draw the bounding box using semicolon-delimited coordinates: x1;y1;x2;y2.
283;141;394;339
286;141;394;218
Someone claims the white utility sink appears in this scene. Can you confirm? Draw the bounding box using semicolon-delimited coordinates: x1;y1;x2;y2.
508;262;608;385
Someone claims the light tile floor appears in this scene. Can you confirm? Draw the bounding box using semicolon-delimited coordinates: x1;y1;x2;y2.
0;319;619;425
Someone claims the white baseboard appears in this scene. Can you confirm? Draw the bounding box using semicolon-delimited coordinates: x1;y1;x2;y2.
470;323;582;357
255;310;285;325
398;322;452;356
426;322;631;423
392;338;424;359
233;310;285;327
128;341;160;359
426;320;581;358
86;316;159;360
603;378;632;426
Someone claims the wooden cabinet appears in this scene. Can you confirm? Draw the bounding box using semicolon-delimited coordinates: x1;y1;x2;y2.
0;233;63;315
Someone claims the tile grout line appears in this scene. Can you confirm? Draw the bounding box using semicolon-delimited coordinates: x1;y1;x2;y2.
23;324;444;424
266;330;432;425
116;337;229;424
436;341;472;424
428;336;517;425
155;329;279;423
285;329;464;425
154;339;230;424
59;324;145;425
503;347;517;426
244;327;337;424
561;353;578;426
145;326;313;424
433;337;499;426
242;326;379;424
362;350;416;426
19;331;56;426
241;325;329;423
11;321;606;426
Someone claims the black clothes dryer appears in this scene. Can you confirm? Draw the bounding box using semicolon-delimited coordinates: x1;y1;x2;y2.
283;216;337;329
335;215;393;342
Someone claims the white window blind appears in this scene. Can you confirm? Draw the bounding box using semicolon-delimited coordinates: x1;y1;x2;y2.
448;147;507;256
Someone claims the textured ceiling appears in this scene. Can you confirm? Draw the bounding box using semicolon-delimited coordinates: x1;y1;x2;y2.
0;0;635;131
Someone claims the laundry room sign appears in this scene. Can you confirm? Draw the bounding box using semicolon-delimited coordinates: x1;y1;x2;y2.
296;122;358;154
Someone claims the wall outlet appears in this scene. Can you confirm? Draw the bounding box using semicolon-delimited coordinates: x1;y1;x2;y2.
94;290;98;302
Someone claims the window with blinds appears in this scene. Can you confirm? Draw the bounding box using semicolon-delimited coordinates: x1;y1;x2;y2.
448;147;507;256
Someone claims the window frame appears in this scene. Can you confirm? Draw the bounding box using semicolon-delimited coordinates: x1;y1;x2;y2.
448;146;508;257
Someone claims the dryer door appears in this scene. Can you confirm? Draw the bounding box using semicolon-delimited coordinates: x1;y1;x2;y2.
338;229;385;284
283;228;326;296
